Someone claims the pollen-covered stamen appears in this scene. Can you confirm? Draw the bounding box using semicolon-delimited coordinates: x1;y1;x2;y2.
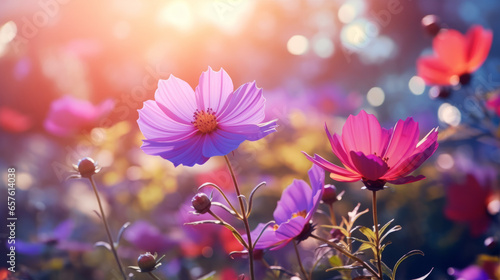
373;152;389;164
192;108;218;134
292;210;307;219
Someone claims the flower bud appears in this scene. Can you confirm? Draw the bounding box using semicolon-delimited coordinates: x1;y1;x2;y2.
421;14;441;37
77;157;98;178
137;252;156;272
330;228;345;242
191;193;211;214
322;184;338;205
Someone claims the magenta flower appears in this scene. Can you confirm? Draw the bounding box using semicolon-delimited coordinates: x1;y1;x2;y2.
486;92;500;116
445;173;493;237
304;110;438;191
137;67;277;167
44;96;114;136
247;165;324;250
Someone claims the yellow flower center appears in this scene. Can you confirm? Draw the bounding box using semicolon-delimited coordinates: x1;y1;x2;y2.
192;109;218;134
292;210;307;219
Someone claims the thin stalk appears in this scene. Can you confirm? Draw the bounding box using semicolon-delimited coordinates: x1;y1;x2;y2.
223;155;255;280
261;259;280;280
328;204;337;226
147;272;162;280
293;240;310;280
372;190;383;280
89;177;127;280
310;234;379;278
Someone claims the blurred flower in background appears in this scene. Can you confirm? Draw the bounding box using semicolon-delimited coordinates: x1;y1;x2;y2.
44;95;114;136
417;25;492;86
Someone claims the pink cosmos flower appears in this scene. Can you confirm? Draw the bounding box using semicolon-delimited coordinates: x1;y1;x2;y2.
417;25;492;86
44;96;114;136
304;110;439;191
246;165;325;250
137;67;277;167
486;92;500;116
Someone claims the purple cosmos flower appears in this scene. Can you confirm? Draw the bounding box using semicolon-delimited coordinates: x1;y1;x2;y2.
16;219;92;255
44;95;114;136
137;67;277;167
247;164;325;250
123;220;174;253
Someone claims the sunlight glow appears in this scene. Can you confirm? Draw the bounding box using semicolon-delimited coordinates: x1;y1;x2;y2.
287;35;309;55
340;18;378;50
409;76;425;95
367;87;385;107
438;103;461;126
436;153;454;170
0;21;17;57
312;35;334;58
157;1;193;30
338;0;366;24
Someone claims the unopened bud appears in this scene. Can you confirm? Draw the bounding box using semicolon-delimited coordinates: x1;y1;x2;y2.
191;193;211;214
330;228;345;242
77;157;98;178
322;185;338;205
137;252;156;272
421;14;441;37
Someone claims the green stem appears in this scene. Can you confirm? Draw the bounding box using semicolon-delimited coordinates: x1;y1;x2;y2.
147;272;162;280
89;177;127;280
310;234;379;278
261;259;280;280
293;240;310;280
372;190;383;280
223;155;255;280
328;204;337;226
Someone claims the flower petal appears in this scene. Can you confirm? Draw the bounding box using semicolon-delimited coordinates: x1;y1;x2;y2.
384;127;438;179
341;110;386;156
141;134;209;167
433;29;467;73
303;152;361;182
246;223;280;250
195;67;234;112
383;117;420;168
218;120;277;141
155;75;197;124
350;151;389;181
325;126;356;171
218;81;266;125
387;175;425;185
273;179;312;224
138;100;195;140
465;25;493;72
417;56;455;85
274;216;307;242
201;130;246;157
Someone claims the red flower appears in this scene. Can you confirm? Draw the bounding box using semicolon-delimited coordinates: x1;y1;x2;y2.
0;107;32;133
417;25;492;86
445;173;493;237
304;110;438;191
